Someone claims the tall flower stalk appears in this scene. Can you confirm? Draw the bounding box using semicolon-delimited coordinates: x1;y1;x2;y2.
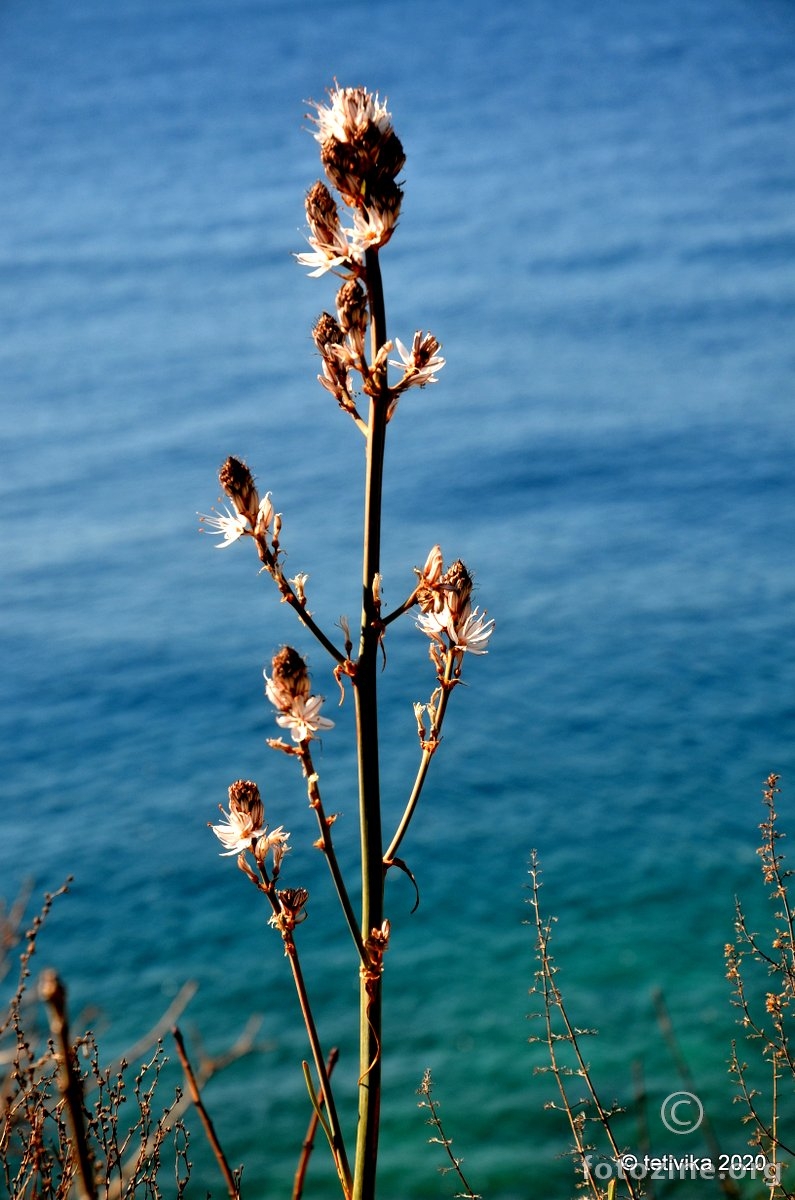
200;85;492;1199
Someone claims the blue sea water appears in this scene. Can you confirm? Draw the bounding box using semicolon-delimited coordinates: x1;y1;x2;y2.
2;0;795;1195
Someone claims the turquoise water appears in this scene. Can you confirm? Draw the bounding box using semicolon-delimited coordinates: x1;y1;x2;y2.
2;0;795;1195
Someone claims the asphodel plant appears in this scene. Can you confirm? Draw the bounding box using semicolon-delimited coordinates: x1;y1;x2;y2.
200;85;494;1200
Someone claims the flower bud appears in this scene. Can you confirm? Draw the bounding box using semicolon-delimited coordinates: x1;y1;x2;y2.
336;279;368;342
372;130;405;184
228;779;265;831
290;572;309;607
278;886;309;921
320;137;361;206
313;311;345;354
219;456;260;523
254;493;275;539
416;545;444;613
441;560;473;623
268;833;290;878
305;180;341;244
421;545;443;583
268;646;311;710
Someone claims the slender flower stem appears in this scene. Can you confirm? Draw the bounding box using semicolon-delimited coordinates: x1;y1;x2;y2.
283;934;352;1197
272;572;346;664
384;650;457;866
299;741;368;966
258;862;351;1196
351;246;389;1200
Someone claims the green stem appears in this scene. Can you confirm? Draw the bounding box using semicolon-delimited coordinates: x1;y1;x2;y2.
384;650;457;866
292;1047;340;1200
352;247;389;1200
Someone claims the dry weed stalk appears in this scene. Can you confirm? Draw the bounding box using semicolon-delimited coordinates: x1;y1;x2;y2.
0;884;254;1198
417;1069;482;1200
726;774;795;1197
527;853;640;1200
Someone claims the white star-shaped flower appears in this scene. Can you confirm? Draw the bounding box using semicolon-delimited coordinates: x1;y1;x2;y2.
389;332;445;389
451;606;494;655
270;693;335;743
198;505;249;548
211;805;266;855
415;608;450;647
295;238;360;278
416;604;494;655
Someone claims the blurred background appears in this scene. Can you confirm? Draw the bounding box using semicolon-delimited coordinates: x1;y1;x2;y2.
2;0;794;1195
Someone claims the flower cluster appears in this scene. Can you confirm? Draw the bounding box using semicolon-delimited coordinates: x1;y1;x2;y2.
265;646;335;743
296;85;445;429
199;456;277;554
296;86;405;279
210;779;290;869
313;304;371;419
415;545;494;661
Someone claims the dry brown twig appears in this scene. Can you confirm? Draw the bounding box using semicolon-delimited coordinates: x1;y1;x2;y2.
1;883;262;1199
172;1025;240;1199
